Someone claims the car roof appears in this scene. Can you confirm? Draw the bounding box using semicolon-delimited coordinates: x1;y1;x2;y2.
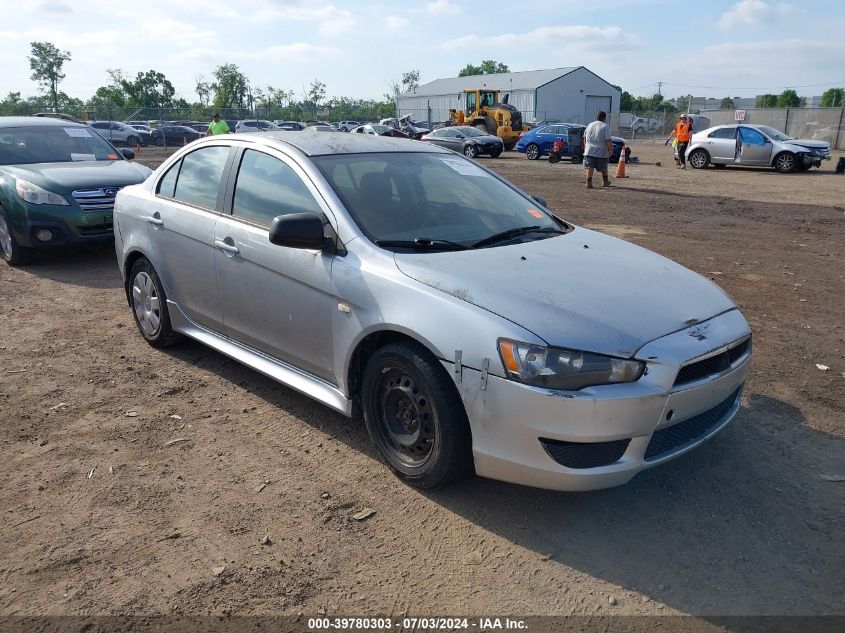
219;130;451;157
0;116;87;128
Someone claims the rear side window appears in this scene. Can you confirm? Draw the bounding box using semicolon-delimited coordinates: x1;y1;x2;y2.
172;146;230;210
231;149;322;227
709;127;737;139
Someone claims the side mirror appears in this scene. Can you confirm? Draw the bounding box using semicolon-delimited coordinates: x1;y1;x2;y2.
456;133;465;139
531;195;547;208
120;148;135;160
268;213;326;250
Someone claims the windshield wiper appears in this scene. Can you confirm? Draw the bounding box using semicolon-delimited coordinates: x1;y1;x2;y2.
471;225;564;249
375;238;470;251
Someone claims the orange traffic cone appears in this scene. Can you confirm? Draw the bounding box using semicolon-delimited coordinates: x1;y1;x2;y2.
615;147;628;178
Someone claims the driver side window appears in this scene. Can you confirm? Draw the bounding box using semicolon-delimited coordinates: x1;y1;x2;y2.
739;127;766;145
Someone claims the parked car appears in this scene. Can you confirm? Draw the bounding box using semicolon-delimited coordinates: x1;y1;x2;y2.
517;123;586;162
381;115;429;140
129;123;152;133
235;120;281;133
192;123;210;135
0;116;151;265
337;120;361;132
351;124;409;138
150;125;202;146
686;124;832;172
274;121;307;131
89;121;152;146
114;133;751;491
309;125;338;132
421;125;504;158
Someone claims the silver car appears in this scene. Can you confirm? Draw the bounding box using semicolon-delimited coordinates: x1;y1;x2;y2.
114;133;751;491
687;124;832;172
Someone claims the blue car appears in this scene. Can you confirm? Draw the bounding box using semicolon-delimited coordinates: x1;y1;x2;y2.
518;123;626;163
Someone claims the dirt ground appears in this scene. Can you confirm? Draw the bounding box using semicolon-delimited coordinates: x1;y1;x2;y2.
1;142;843;622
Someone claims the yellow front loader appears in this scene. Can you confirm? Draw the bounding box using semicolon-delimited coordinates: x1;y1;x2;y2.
448;89;525;150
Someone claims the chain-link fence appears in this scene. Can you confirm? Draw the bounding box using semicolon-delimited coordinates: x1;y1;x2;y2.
700;107;845;150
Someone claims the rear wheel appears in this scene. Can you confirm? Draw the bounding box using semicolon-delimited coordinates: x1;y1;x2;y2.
126;135;139;148
464;144;479;159
128;258;182;348
774;152;797;173
361;342;472;488
526;143;540;160
0;214;33;266
489;148;502;158
571;153;582;164
688;149;710;169
503;141;517;151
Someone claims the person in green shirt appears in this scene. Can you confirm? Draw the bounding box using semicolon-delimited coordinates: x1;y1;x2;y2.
206;113;230;136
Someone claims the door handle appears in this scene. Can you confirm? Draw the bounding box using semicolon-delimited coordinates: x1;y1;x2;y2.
214;239;239;255
145;216;163;226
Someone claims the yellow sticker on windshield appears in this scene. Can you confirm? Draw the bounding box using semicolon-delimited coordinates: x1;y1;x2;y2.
527;208;544;219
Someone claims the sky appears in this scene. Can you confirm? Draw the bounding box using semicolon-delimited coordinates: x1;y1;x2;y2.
1;0;843;103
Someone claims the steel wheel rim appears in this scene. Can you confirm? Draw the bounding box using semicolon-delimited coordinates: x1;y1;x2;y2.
0;216;12;259
374;368;435;467
132;271;161;336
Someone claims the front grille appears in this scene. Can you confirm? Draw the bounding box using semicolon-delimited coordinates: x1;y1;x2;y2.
674;337;751;388
644;388;741;461
540;437;630;469
72;188;121;213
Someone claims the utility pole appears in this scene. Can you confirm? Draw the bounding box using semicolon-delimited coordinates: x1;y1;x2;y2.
657;82;664;97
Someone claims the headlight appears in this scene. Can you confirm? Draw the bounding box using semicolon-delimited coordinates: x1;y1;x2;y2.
498;339;644;391
15;179;69;206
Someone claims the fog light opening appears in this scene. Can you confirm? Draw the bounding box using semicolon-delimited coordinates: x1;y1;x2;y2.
666;409;674;421
35;228;54;242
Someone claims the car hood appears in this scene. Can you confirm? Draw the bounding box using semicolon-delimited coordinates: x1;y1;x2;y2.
0;160;152;193
782;139;830;150
393;227;736;358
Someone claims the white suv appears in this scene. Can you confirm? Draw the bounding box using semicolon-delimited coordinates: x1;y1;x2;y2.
234;120;281;133
337;120;360;132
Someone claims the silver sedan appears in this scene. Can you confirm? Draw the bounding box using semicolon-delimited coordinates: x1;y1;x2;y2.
114;133;751;491
687;124;832;172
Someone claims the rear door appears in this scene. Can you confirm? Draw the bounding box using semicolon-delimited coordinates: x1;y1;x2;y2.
705;126;737;162
213;146;337;382
146;144;234;332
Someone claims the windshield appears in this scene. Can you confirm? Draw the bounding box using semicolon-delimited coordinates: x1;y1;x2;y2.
458;127;488;138
758;126;792;142
0;126;123;165
313;152;565;248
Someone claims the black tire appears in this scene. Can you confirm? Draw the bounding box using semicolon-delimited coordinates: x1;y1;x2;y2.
526;143;540;160
504;141;517;151
361;342;472;488
489;148;502;158
127;135;139;148
0;212;33;266
773;152;797;173
571;154;582;164
688;148;710;169
463;144;479;159
128;258;182;348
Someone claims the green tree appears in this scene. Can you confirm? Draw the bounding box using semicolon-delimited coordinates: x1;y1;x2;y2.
776;89;801;108
402;70;420;93
720;97;735;109
0;92;28;116
619;90;635;112
121;70;175;108
308;80;326;110
820;87;844;107
756;94;778;108
194;74;212;107
28;41;71;112
212;63;249;109
458;60;509;77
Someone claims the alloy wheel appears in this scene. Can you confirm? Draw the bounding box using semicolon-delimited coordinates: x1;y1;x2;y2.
527;144;540;160
776;153;795;172
132;271;161;337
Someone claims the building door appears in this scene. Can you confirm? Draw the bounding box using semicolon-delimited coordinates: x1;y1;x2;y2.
584;96;612;123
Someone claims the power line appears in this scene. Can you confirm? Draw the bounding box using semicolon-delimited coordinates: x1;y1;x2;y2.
660;80;845;91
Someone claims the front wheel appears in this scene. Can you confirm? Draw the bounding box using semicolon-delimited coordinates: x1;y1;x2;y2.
526;143;540;160
0;214;33;266
361;342;472;488
127;135;139;148
688;149;710;169
774;152;797;173
128;258;182;348
571;154;582;164
489;148;502;158
464;144;479;159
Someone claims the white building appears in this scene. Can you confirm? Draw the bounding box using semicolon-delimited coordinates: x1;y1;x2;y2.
397;66;620;127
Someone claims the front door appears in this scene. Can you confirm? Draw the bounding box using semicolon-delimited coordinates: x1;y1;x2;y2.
214;147;336;382
146;144;233;332
736;126;773;165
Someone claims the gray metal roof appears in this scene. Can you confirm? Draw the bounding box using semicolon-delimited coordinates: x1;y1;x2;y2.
238;130;450;157
402;67;579;98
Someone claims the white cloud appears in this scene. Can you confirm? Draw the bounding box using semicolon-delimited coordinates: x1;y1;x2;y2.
442;25;638;51
411;0;461;15
35;0;73;13
717;0;792;30
698;39;839;77
386;15;410;31
253;3;356;36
